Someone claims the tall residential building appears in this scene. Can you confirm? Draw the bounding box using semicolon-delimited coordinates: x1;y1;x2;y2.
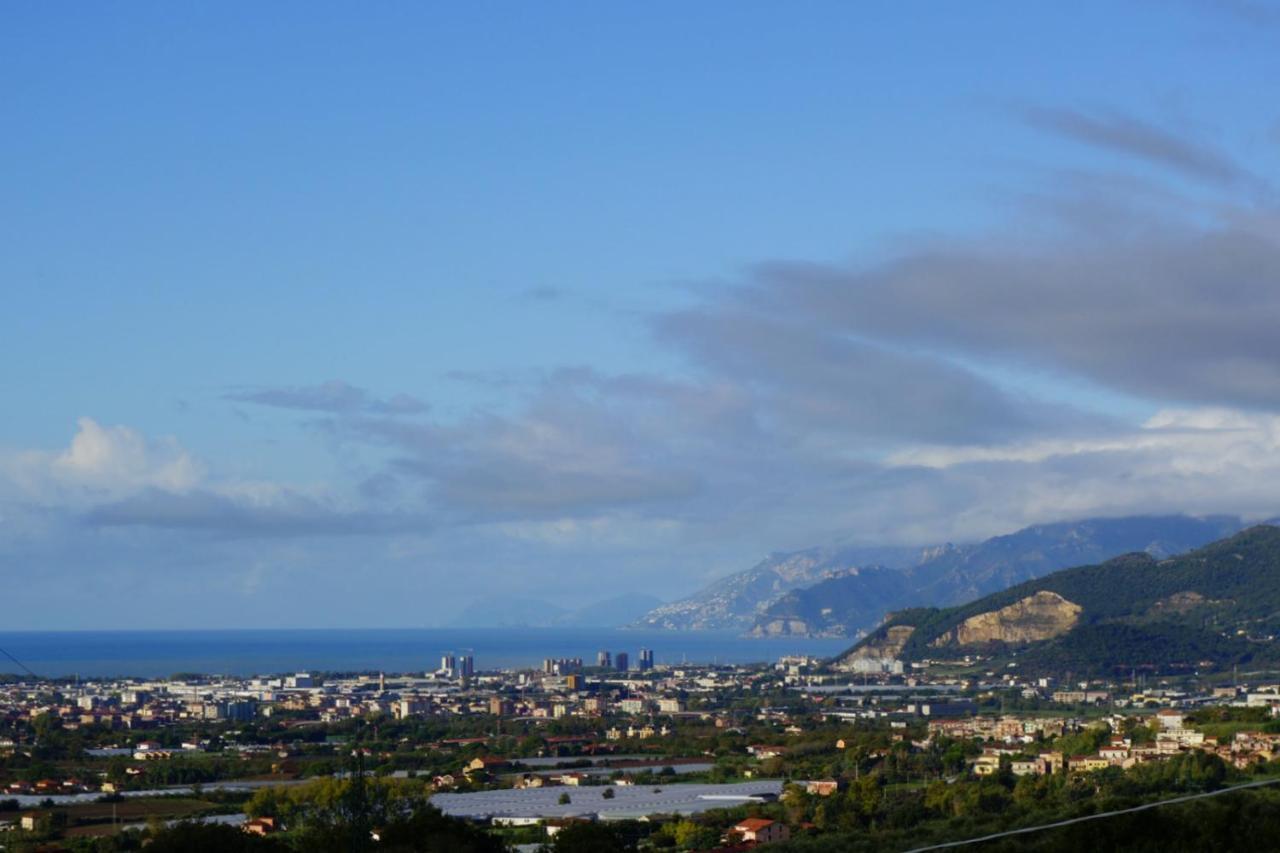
440;654;457;677
218;700;258;722
639;648;654;671
597;650;612;669
615;652;629;672
460;655;475;677
543;657;583;676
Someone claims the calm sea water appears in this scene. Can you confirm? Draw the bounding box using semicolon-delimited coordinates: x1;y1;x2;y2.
0;628;852;678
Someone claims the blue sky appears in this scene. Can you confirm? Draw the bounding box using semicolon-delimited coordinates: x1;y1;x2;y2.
3;1;1280;628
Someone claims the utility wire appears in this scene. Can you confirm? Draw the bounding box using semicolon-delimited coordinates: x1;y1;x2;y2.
0;644;39;680
902;776;1280;852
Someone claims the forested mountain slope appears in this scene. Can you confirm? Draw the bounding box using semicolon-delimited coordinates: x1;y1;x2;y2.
838;525;1280;674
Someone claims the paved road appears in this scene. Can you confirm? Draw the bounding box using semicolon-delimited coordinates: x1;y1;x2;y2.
903;777;1280;852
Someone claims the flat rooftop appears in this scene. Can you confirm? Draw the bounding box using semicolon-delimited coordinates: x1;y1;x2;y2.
431;780;783;820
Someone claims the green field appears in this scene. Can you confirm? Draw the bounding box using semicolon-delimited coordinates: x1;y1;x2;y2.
1;797;234;838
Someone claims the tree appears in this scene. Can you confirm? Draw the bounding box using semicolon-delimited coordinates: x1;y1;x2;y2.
848;773;883;819
1012;773;1048;806
542;822;629;853
147;822;290;852
31;713;60;743
344;751;372;853
371;805;506;852
672;819;719;850
558;792;572;804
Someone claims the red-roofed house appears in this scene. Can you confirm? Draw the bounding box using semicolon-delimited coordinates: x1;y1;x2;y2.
731;817;790;844
243;816;278;836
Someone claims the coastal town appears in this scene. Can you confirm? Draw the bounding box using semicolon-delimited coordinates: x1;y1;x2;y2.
5;647;1280;850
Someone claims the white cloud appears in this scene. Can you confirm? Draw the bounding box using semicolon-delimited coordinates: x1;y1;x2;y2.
2;417;204;506
886;407;1280;471
855;406;1280;549
50;417;204;494
0;418;403;539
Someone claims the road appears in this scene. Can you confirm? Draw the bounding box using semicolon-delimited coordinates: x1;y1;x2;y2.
5;778;311;808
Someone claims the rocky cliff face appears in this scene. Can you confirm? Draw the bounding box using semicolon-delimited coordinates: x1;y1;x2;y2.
929;591;1082;647
750;617;818;637
845;624;916;661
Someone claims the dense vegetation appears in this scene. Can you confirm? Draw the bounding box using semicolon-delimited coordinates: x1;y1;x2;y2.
772;784;1280;852
10;706;1280;852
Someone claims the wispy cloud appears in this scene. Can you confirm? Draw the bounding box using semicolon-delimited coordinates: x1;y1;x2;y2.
84;487;427;538
517;285;565;303
226;380;427;415
1189;0;1280;27
1018;106;1252;188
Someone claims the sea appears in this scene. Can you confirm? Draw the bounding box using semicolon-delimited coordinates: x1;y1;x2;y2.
0;628;853;679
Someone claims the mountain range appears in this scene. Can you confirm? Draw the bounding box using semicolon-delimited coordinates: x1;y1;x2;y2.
628;543;919;632
838;525;1280;676
631;515;1246;637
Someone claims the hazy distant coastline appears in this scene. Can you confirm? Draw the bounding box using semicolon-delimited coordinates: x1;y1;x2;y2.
0;627;849;679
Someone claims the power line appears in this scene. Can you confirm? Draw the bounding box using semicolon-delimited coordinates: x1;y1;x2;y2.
0;644;39;680
902;777;1280;852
